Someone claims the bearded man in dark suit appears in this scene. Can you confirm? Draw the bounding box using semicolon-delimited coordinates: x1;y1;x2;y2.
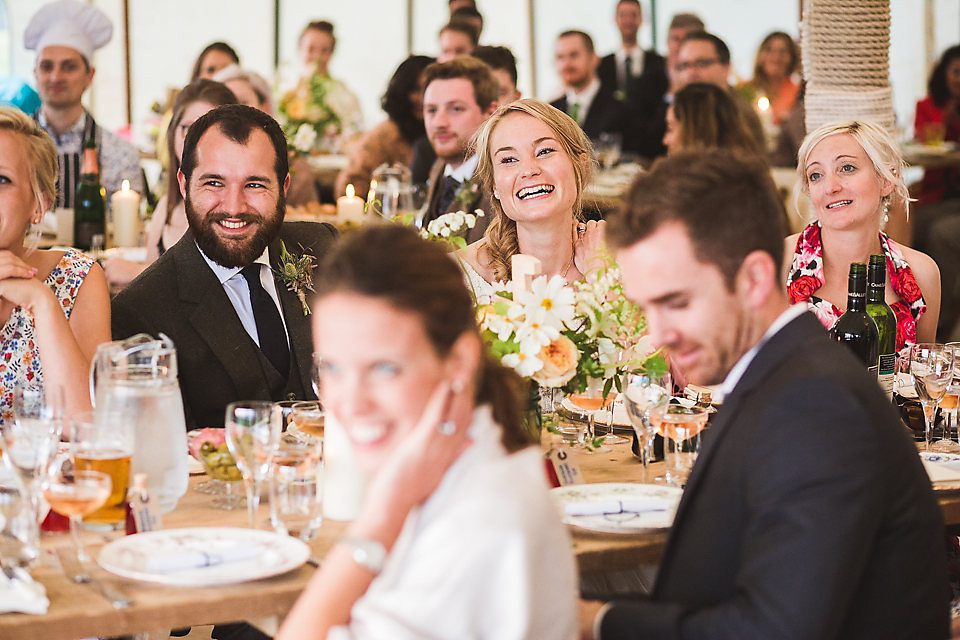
112;104;336;431
580;149;949;640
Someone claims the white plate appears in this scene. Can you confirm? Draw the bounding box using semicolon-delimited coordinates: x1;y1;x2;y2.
98;527;310;586
551;483;682;534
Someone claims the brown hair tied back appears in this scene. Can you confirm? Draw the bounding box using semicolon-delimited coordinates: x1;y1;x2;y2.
314;225;532;452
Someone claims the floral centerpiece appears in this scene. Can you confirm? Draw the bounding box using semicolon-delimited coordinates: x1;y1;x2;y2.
277;73;362;156
478;265;665;399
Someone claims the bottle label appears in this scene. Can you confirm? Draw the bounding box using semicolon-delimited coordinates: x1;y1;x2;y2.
877;353;896;401
867;364;879;376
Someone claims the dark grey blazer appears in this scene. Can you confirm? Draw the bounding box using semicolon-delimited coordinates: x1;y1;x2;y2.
111;222;337;429
600;312;949;640
421;158;492;245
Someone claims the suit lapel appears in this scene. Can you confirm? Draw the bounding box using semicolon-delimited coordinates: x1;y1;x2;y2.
656;312;818;585
423;159;446;223
173;233;269;395
269;238;313;393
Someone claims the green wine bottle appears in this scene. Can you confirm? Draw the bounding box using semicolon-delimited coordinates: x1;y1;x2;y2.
867;254;897;400
829;262;879;374
73;138;105;252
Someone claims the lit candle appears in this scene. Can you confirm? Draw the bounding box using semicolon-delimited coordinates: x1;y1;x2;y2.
511;253;542;293
111;179;141;248
337;183;365;224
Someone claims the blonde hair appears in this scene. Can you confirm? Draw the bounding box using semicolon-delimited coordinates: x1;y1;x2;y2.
472;99;594;281
0;106;58;216
796;120;910;224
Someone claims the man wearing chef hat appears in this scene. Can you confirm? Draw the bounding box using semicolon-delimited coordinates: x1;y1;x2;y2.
25;0;143;209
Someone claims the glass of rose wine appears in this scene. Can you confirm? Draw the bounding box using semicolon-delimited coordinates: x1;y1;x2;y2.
910;343;955;451
567;377;620;451
648;403;708;487
42;458;111;571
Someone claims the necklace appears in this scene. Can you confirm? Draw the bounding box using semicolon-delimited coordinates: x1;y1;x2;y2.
561;223;580;280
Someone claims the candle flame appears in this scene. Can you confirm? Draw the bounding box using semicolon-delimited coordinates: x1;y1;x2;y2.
121;179;130;191
346;184;355;198
757;97;770;111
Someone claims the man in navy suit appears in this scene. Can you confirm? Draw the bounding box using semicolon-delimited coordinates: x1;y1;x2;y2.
580;149;949;639
550;30;628;149
597;0;667;160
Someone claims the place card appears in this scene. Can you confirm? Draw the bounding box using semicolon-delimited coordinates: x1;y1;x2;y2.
544;447;584;487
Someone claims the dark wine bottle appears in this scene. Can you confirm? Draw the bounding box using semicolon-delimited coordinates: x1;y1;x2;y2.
867;254;897;400
73;138;106;252
829;262;879;373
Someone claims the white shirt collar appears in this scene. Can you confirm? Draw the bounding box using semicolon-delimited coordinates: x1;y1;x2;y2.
564;77;601;117
444;153;479;183
198;244;271;284
615;46;644;75
717;303;807;401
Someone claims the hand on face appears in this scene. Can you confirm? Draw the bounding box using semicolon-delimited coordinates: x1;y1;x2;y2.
362;380;473;516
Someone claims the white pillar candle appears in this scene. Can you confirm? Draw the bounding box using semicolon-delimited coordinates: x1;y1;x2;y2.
322;413;368;521
111;179;141;248
337;183;365;224
511;253;542;293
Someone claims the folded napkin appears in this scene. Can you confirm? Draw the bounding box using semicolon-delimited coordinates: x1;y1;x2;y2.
141;545;260;573
564;496;671;517
922;460;960;483
0;566;49;615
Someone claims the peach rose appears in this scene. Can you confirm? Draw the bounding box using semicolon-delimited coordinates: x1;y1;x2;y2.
532;335;580;387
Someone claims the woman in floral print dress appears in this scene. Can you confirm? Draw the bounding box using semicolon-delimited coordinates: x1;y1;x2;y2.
784;120;941;349
0;107;110;423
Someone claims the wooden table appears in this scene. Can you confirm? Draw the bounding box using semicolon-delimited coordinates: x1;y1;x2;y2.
3;436;960;639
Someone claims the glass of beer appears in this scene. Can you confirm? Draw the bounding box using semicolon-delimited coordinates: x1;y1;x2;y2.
70;412;133;530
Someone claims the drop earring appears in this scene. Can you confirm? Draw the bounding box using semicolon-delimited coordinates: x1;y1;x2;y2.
881;196;890;225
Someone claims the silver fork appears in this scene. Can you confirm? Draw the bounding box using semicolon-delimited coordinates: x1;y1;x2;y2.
56;548;133;609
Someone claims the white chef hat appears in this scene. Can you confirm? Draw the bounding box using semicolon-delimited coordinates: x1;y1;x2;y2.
23;0;113;64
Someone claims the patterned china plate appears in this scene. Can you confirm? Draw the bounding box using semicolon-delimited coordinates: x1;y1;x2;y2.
98;527;309;586
551;483;682;534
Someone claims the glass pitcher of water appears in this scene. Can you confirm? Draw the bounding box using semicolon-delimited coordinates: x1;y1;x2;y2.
366;164;416;221
89;334;188;513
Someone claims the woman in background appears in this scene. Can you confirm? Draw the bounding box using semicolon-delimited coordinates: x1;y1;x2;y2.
663;82;764;157
0;107;110;422
277;224;576;639
101;80;237;288
738;31;801;126
335;55;434;198
190;41;240;81
785;120;940;348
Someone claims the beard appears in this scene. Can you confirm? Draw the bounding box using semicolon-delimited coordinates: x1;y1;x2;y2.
184;190;286;268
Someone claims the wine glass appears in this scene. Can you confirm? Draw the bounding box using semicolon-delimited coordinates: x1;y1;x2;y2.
287;401;325;446
1;386;63;553
225;401;279;529
622;372;672;481
649;403;708;487
42;462;110;575
910;343;955;450
941;342;960;452
269;437;324;541
567;378;615;452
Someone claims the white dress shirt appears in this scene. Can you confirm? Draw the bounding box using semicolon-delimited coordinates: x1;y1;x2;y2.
444;153;479;182
329;406;578;640
564;77;601;125
198;246;290;348
614;45;645;88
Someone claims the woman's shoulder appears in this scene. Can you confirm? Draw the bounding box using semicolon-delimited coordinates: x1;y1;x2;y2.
897;242;941;290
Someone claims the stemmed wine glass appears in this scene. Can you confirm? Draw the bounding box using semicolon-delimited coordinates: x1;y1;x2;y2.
909;343;955;451
1;386;63;553
622;372;672;481
567;378;615;452
225;401;279;529
42;459;110;575
649;402;708;487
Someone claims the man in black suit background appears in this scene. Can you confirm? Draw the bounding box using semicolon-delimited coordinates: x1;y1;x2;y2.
550;30;628;150
597;0;667;160
112;104;336;431
580;149;949;639
420;55;497;243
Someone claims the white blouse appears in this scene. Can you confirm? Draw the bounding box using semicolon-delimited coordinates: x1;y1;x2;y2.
329;406;577;640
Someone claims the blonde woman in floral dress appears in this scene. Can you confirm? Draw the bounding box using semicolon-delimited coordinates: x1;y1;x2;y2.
457;99;607;295
784;120;940;348
0;107;109;422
